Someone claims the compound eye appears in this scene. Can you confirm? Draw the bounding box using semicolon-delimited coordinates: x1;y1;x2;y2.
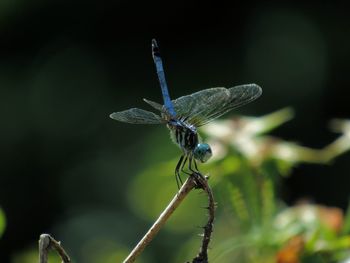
194;143;212;163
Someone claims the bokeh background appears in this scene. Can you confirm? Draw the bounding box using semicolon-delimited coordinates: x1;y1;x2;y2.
1;1;350;262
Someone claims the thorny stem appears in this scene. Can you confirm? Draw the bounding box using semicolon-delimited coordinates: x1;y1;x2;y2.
123;173;216;263
191;172;215;263
39;234;71;263
123;176;198;263
37;174;215;263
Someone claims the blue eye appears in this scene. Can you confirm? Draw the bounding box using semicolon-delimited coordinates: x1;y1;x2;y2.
194;143;212;163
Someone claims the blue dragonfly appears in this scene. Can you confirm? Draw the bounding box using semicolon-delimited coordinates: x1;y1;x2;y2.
110;39;262;188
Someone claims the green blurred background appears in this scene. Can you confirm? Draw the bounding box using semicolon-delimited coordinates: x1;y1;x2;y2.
1;1;350;262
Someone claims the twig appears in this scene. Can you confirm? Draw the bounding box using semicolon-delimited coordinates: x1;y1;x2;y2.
123;176;198;263
191;172;215;263
36;174;215;263
39;234;71;263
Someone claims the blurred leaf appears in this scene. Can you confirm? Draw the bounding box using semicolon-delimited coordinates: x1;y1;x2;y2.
12;247;61;263
53;209;140;263
341;203;350;235
0;207;5;238
128;161;209;232
80;238;138;263
300;253;327;263
261;178;275;226
228;183;249;222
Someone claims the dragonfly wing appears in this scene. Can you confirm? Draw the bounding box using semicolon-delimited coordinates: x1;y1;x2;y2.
110;108;164;124
172;87;227;119
198;84;262;126
143;98;164;112
173;84;262;126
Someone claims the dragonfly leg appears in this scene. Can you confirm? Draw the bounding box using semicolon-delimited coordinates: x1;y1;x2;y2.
175;155;185;189
188;156;204;188
188;155;200;173
193;159;199;172
181;156;191;176
179;155;193;185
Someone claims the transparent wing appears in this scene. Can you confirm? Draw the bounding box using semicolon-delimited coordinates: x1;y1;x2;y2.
110;108;164;124
173;84;262;126
144;90;225;121
143;98;164;112
172;88;223;120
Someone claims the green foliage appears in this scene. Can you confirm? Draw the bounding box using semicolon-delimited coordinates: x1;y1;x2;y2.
207;110;350;262
128;160;212;233
130;108;350;262
0;207;5;238
12;248;61;263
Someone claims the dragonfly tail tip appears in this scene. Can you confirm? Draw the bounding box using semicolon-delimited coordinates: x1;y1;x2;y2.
152;39;158;47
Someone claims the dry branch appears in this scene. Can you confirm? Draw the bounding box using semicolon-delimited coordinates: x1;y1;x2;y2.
38;234;71;263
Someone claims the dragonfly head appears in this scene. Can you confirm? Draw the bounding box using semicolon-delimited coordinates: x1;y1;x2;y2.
194;143;212;163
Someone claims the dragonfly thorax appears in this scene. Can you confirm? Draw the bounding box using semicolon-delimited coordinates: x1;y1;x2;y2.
168;120;198;152
168;120;212;163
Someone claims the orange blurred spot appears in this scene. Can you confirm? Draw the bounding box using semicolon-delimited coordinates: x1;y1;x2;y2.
318;206;344;233
276;236;304;263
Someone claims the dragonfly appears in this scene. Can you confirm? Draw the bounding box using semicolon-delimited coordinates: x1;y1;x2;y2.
110;39;262;188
